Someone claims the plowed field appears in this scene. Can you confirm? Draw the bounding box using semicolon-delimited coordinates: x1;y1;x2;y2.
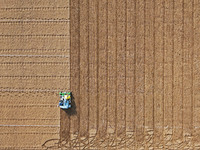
1;0;200;149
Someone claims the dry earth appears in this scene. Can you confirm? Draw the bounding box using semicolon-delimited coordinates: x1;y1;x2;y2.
58;0;200;149
0;0;69;149
1;0;200;150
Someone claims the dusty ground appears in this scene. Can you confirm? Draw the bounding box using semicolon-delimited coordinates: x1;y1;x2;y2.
58;0;200;149
1;0;200;149
0;0;69;149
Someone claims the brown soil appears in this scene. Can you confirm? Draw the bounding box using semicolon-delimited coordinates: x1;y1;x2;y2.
0;0;69;149
1;0;200;149
59;0;200;149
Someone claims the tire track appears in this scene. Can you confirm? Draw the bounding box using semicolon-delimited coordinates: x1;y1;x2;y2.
154;0;164;148
144;0;154;148
107;0;117;149
88;0;98;145
79;0;89;137
115;0;118;149
98;0;108;138
135;0;145;148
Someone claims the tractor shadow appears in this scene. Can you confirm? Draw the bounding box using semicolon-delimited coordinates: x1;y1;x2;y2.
63;93;77;116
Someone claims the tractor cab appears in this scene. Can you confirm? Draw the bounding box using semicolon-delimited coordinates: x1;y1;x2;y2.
58;92;72;109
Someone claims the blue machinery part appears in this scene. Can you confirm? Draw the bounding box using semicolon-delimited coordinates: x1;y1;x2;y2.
58;92;72;109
